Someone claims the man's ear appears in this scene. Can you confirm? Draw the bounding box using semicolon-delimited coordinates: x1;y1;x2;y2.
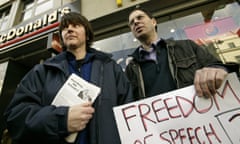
152;18;157;26
152;18;158;31
58;32;67;51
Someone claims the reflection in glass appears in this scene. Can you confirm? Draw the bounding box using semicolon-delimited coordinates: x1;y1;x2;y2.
94;2;240;64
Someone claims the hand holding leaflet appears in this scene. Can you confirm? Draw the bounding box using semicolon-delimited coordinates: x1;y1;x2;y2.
51;73;101;143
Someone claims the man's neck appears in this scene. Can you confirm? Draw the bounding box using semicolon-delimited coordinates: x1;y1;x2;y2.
140;35;159;51
68;46;87;60
142;39;158;51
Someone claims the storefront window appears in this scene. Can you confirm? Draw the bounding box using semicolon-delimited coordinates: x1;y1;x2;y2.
0;6;10;31
21;0;53;21
21;0;34;21
35;0;53;15
94;2;240;66
0;62;8;96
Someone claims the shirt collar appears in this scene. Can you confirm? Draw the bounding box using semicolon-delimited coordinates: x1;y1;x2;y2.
139;38;161;52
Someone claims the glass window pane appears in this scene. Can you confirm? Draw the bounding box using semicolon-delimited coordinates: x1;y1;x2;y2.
22;9;33;21
21;0;34;22
35;1;53;15
37;0;47;4
5;7;10;15
94;2;240;66
0;20;8;31
0;6;11;30
3;14;9;20
24;0;34;9
0;62;8;96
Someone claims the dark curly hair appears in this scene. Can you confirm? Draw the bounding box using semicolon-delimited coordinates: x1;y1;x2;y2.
59;12;94;50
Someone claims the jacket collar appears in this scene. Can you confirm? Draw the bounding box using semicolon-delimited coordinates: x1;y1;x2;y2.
129;39;170;62
43;47;112;69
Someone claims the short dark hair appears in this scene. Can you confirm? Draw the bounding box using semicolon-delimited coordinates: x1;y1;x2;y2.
130;7;153;19
128;7;157;31
59;12;94;49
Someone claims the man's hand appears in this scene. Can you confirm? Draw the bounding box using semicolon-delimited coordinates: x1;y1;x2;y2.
194;67;228;97
67;102;94;132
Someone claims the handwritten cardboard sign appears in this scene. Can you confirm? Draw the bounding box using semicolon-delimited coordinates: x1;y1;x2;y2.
113;73;240;144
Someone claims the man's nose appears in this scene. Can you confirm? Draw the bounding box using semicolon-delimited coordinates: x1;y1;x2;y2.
133;18;141;25
130;18;139;27
66;25;74;32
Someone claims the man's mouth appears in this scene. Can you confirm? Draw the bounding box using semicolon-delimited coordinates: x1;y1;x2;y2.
67;36;76;40
135;27;143;33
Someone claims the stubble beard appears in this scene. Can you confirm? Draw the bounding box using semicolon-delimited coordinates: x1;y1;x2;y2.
68;44;78;50
136;33;149;43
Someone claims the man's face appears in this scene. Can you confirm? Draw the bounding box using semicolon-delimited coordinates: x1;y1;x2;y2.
61;24;86;50
128;10;157;40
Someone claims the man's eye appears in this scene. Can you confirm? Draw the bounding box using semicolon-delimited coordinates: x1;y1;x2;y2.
137;15;144;20
128;15;145;26
129;21;134;26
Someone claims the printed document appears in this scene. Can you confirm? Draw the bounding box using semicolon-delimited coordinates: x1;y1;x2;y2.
52;73;101;143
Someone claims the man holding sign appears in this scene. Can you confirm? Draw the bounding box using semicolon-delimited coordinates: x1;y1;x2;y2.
125;7;239;100
117;6;240;144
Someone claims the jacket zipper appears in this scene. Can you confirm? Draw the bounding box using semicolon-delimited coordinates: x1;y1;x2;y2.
96;63;104;144
135;62;146;98
167;43;179;88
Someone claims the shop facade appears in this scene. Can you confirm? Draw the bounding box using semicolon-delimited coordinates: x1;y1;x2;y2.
0;0;239;141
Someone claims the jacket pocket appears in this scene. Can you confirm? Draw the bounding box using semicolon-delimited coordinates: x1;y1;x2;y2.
175;56;200;87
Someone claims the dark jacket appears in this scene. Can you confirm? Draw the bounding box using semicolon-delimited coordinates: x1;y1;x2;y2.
4;48;133;144
125;39;239;100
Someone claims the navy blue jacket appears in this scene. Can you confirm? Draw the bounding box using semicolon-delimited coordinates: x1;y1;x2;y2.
4;48;133;144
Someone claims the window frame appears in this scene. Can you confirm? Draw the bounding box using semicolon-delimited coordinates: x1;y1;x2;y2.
0;6;11;31
20;0;53;22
